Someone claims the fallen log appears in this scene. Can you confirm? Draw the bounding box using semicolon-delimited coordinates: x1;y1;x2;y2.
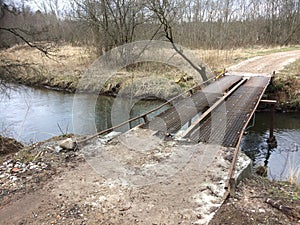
265;198;300;220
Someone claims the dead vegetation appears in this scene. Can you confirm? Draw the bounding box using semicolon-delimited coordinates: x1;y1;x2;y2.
1;44;300;102
0;44;95;92
267;57;300;111
210;175;300;225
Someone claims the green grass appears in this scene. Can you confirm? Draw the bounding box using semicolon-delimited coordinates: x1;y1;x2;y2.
254;46;300;56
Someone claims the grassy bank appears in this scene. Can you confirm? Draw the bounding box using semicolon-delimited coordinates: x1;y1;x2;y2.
210;174;300;224
0;44;190;98
266;58;300;111
0;45;94;92
1;44;299;101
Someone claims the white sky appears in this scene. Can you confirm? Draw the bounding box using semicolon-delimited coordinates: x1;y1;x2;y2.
6;0;71;14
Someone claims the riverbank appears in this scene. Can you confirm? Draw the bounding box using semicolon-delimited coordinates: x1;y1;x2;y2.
0;136;299;224
0;44;190;99
1;44;300;104
265;58;300;112
210;175;300;224
0;45;92;93
0;135;23;156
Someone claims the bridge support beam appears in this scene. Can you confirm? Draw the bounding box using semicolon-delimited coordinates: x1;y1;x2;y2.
260;100;277;148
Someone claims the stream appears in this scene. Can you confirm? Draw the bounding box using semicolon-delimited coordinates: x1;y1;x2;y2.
242;112;300;183
0;84;166;143
1;84;299;182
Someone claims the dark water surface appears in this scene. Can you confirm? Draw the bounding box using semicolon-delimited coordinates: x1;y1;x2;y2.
242;112;300;182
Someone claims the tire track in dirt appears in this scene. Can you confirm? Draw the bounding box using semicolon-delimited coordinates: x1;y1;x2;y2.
228;50;300;74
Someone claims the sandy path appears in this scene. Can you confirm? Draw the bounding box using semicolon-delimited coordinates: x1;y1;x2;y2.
228;50;300;75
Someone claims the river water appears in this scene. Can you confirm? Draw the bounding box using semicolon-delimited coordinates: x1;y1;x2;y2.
1;85;299;182
0;85;166;143
241;113;300;183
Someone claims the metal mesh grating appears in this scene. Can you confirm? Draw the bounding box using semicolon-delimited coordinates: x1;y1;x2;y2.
142;75;242;134
188;76;270;147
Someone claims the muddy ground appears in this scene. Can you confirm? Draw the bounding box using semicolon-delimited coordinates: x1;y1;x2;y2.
0;135;23;155
0;138;299;225
210;176;300;225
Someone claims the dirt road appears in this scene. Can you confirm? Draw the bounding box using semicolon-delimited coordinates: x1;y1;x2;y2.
228;50;300;74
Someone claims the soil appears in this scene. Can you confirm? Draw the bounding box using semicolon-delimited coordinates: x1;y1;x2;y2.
228;50;300;75
0;138;299;225
209;175;300;225
0;135;23;156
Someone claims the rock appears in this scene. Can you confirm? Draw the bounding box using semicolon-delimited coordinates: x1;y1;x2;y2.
10;176;18;182
7;159;14;164
55;146;63;153
40;163;48;169
11;167;20;173
59;138;76;150
258;208;266;213
29;165;39;170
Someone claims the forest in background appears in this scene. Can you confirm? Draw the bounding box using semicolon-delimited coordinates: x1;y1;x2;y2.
1;0;300;54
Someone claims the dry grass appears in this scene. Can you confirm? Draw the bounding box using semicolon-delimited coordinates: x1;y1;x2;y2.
2;43;299;76
1;43;299;96
0;44;97;92
268;57;300;108
287;165;300;186
2;44;95;72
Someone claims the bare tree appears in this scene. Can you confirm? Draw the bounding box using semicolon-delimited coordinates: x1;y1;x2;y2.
73;0;146;55
0;0;54;54
146;0;208;81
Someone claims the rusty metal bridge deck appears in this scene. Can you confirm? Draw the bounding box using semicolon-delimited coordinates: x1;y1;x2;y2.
143;75;270;148
141;75;242;134
188;76;270;147
77;73;271;201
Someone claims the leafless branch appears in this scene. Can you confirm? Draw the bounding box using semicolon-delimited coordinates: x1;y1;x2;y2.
147;0;208;81
0;27;53;56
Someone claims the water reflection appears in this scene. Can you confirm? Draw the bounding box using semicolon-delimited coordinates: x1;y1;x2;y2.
242;112;300;182
0;85;167;143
